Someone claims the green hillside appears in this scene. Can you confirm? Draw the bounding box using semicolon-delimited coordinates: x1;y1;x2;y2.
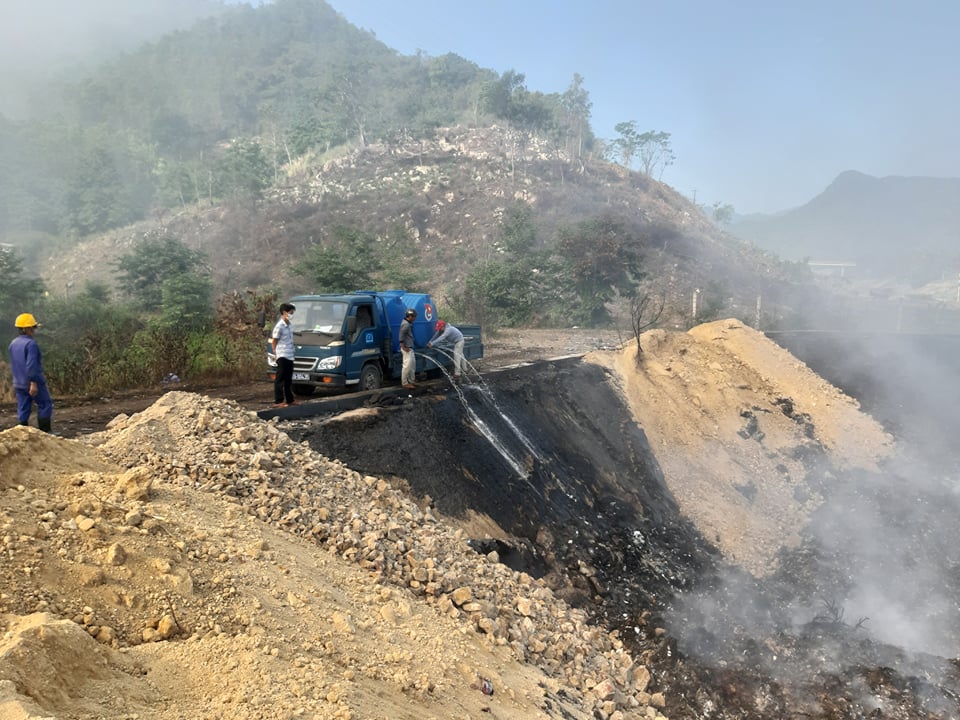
0;0;593;243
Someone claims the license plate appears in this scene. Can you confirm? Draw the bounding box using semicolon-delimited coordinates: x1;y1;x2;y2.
293;372;310;381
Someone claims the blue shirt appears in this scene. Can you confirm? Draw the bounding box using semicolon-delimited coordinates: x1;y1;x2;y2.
429;325;463;346
271;318;295;360
8;334;46;390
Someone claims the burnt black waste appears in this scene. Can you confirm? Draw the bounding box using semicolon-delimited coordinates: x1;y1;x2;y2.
286;355;960;720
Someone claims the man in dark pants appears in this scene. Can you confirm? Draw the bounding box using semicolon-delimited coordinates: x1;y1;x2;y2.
8;312;53;432
399;308;417;388
270;303;297;407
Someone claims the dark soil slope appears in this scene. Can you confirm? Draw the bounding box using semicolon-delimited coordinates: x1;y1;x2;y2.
291;359;713;613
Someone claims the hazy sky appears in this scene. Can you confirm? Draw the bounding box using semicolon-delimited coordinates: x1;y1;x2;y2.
5;0;958;214
319;0;960;214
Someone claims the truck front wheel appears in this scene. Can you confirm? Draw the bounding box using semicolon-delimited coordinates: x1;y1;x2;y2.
359;363;382;391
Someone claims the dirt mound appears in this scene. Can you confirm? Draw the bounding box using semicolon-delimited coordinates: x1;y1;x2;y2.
590;318;895;575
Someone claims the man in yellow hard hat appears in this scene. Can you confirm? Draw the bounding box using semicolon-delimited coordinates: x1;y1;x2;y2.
8;313;53;433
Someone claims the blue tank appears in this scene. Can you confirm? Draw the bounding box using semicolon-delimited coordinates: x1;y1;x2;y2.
372;290;437;350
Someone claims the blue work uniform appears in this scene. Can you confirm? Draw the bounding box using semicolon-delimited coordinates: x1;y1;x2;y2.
8;333;53;425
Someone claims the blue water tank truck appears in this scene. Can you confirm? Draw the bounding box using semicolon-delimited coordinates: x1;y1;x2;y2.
266;290;483;395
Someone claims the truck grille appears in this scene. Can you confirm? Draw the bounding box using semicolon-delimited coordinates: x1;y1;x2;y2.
293;357;317;372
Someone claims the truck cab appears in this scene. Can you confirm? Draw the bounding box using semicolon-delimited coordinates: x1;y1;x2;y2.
267;291;482;395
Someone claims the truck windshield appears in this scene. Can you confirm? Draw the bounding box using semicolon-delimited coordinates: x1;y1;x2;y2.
292;301;348;336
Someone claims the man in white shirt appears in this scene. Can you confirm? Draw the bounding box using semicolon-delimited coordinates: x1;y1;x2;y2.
271;303;296;407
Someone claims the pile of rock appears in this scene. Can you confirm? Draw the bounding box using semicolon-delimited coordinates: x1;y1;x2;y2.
91;391;663;718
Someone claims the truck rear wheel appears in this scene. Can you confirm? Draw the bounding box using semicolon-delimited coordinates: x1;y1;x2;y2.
359;363;382;391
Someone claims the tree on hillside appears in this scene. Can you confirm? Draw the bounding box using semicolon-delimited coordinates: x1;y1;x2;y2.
158;272;213;330
41;282;143;393
295;226;380;293
553;215;643;325
510;91;555;176
377;224;426;291
285;111;337;157
462;203;540;327
613;121;640;169
636;130;675;180
326;60;379;148
480;69;525;121
629;292;665;362
0;247;45;325
154;158;199;210
112;236;212;387
114;233;210;315
419;52;492;132
613;123;675;180
481;70;558;178
711;202;735;225
500;202;537;255
216;138;272;202
63;128;153;236
480;70;527;177
465;261;534;328
561;74;592;170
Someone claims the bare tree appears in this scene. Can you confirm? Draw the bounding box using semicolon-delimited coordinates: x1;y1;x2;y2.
629;293;665;364
637;131;675;180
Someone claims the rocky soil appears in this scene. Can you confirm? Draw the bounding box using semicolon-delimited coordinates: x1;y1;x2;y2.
1;395;654;719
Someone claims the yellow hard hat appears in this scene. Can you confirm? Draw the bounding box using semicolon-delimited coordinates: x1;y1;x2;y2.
14;313;39;328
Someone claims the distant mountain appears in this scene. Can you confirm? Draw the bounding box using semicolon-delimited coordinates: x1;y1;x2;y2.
731;171;960;281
